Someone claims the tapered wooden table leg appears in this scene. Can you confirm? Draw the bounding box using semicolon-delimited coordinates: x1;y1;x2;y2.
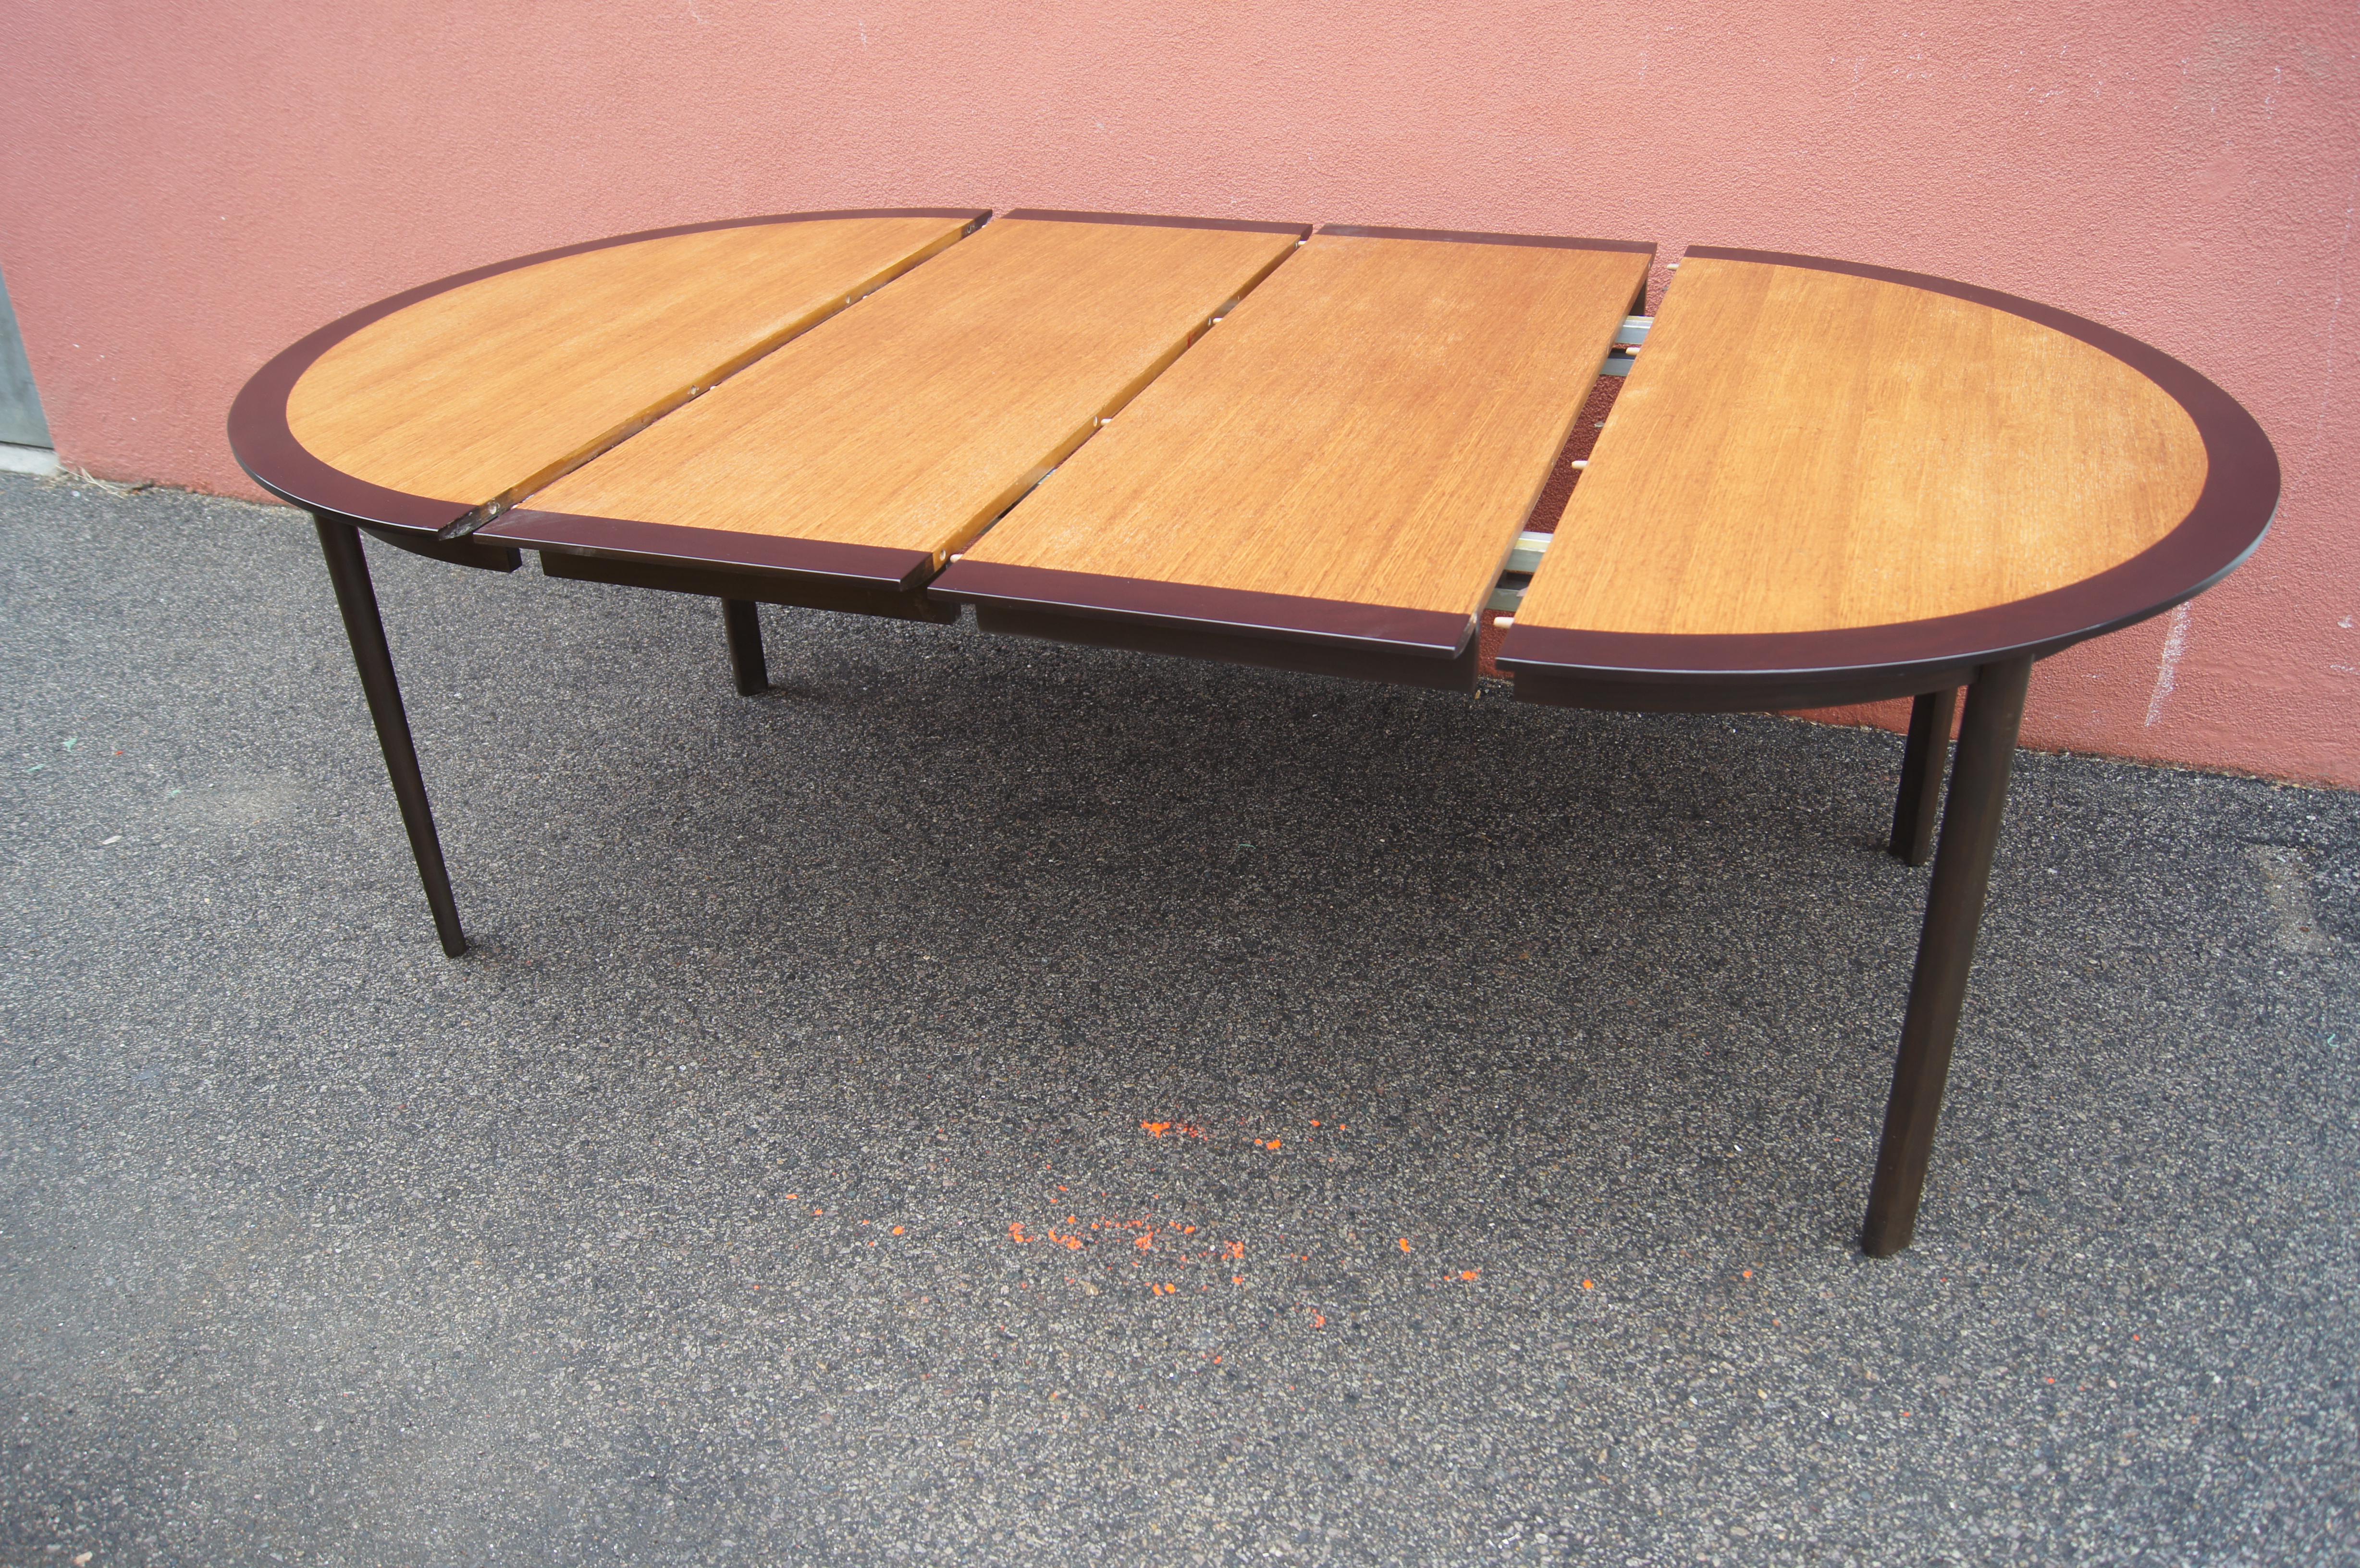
1889;687;1958;866
314;517;468;957
1862;656;2033;1255
722;599;768;695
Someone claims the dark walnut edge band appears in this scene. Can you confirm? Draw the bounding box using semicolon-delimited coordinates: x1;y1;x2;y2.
225;208;991;539
482;510;932;590
482;510;949;620
537;552;958;625
1318;224;1655;256
1499;245;2282;712
975;605;1478;693
931;560;1477;687
1002;208;1311;237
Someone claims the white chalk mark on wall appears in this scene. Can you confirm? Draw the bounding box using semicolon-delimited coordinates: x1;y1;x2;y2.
2145;601;2193;728
2296;163;2358;497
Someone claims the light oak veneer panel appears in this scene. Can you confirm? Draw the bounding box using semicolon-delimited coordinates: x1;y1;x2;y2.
284;214;974;514
528;217;1304;560
961;232;1651;619
1516;256;2210;639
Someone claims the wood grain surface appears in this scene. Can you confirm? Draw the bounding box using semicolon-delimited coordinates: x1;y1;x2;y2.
528;217;1305;560
284;214;974;513
1514;255;2211;638
959;232;1650;620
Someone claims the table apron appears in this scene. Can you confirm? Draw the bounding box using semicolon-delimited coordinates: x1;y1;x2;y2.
1511;662;1992;713
975;604;1480;692
535;549;958;624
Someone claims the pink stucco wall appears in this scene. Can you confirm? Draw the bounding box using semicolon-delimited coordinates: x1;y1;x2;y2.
3;2;2352;784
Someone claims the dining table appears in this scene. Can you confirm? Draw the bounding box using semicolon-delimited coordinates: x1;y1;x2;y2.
228;207;2280;1255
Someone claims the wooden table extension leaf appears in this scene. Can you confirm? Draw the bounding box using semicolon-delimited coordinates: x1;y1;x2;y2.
229;208;2280;1256
936;228;1651;686
504;213;1305;587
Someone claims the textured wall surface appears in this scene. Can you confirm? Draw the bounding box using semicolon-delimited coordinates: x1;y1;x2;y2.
1;1;2351;783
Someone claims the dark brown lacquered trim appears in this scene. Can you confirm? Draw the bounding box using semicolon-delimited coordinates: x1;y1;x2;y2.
1317;224;1655;256
1001;208;1311;237
1509;662;1988;715
483;510;936;591
1500;246;2280;709
537;551;959;624
975;606;1480;693
931;560;1474;660
357;524;521;575
226;208;990;534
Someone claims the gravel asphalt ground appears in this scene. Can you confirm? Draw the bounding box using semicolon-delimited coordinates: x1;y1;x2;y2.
3;474;2355;1566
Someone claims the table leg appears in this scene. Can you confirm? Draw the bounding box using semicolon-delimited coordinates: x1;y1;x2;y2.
1862;656;2032;1256
722;599;768;695
314;517;468;958
1888;688;1959;866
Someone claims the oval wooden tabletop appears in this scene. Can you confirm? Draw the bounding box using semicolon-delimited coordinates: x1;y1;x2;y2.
227;210;983;533
1498;249;2279;710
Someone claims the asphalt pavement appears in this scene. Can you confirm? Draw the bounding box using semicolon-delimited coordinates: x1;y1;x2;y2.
3;474;2355;1566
